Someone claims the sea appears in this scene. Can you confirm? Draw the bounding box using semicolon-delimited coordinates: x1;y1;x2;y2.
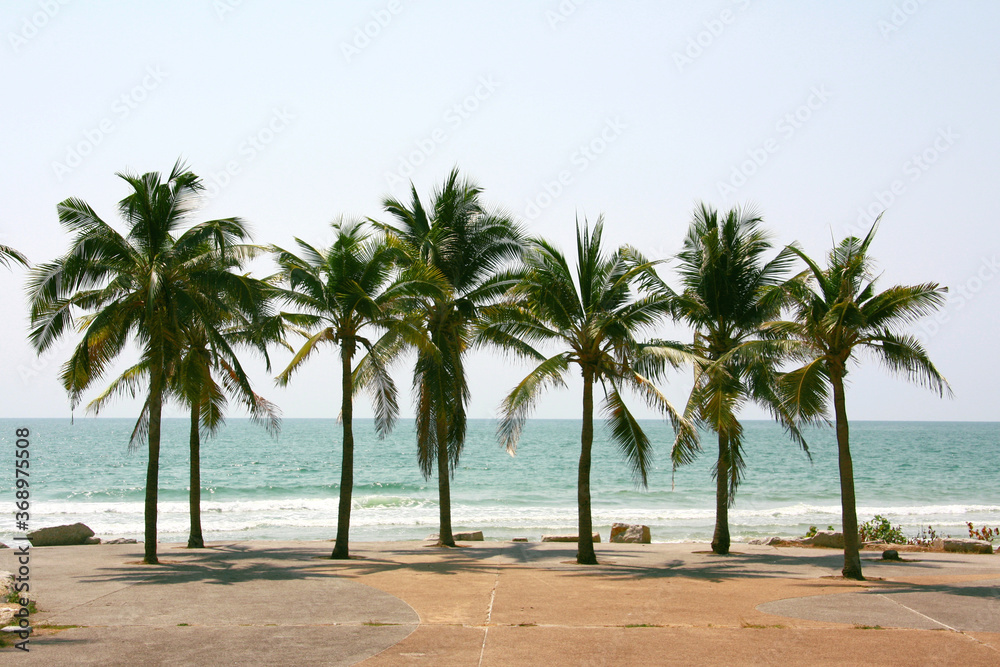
1;418;997;545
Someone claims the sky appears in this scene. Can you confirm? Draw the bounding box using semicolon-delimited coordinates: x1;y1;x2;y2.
2;1;998;423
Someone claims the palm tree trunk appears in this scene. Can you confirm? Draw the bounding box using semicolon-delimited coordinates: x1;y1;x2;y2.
577;368;597;565
831;365;863;580
144;370;163;565
332;339;355;559
711;430;731;555
187;401;204;549
437;411;455;547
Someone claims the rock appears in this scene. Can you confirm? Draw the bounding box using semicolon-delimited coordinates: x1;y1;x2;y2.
610;523;651;544
0;608;16;630
27;523;95;547
512;538;528;543
807;531;845;549
425;531;484;542
84;537;101;545
935;538;993;554
454;531;483;542
105;538;138;545
541;533;601;543
0;543;8;549
882;549;901;561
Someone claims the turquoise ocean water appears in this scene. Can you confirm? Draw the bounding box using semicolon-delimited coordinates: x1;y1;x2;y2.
1;418;997;544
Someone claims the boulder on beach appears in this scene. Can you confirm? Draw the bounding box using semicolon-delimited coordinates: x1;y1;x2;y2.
105;538;138;545
426;531;485;542
806;530;844;549
454;531;484;541
541;533;601;543
27;523;95;547
934;538;993;554
610;523;651;544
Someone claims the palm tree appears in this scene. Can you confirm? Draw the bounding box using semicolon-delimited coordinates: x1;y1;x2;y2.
0;245;28;268
378;169;524;548
672;204;809;555
174;308;283;549
27;160;261;564
491;218;694;564
769;218;951;579
273;220;437;559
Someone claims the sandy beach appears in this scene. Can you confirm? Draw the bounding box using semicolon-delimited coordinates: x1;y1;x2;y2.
2;539;998;665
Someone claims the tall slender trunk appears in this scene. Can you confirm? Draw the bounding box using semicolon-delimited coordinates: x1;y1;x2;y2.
437;410;455;547
711;430;731;555
144;368;163;565
332;339;355;559
187;401;204;549
577;368;597;565
831;364;863;580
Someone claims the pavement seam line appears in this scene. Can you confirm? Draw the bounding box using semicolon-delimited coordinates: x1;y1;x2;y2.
875;593;957;632
478;559;502;667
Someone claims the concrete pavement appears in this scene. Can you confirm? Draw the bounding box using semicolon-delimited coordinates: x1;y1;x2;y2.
1;540;998;665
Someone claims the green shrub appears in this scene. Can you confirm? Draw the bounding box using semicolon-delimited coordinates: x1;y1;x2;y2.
859;515;905;544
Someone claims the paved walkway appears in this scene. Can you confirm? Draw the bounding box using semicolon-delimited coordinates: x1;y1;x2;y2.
2;541;998;665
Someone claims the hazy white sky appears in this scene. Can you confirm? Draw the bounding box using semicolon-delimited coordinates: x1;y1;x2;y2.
2;1;998;423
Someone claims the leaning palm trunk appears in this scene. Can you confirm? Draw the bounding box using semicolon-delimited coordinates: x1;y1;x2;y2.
711;431;731;555
333;340;356;559
436;412;455;547
577;368;597;565
145;370;165;565
187;401;204;549
831;365;863;579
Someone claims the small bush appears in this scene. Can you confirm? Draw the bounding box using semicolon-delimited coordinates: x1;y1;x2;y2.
967;523;999;542
859;515;905;544
909;526;939;546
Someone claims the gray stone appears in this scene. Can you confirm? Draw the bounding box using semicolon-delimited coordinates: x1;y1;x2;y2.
425;531;484;542
807;530;845;549
541;533;601;543
27;522;95;547
453;531;483;541
105;538;138;544
934;538;993;554
882;549;901;561
610;523;651;544
84;537;102;545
